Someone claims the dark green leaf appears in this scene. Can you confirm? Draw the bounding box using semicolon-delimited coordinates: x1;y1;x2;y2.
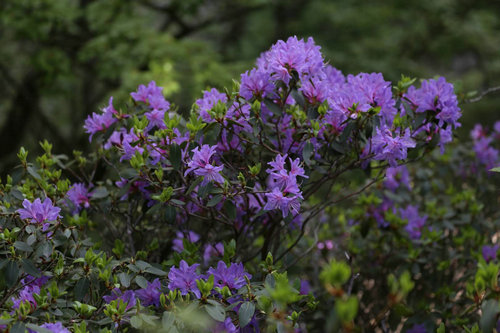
223;200;237;220
186;177;203;195
91;186;109;199
22;259;40;277
27;166;42;180
74;278;90;301
207;194;224;207
205;304;226;322
145;265;167;276
303;141;314;165
170;144;182;171
119;272;131;288
135;275;148;289
14;241;33;252
198;182;213;199
5;260;19;287
238;302;255;328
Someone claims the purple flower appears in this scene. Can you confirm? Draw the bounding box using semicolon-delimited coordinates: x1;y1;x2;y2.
17;198;61;226
300;76;329;105
203;243;224;264
168;260;202;298
240;68;274;100
473;137;499;170
299;280;311;295
405;77;461;129
213;317;239;333
131;81;163;103
322;65;345;88
135;278;162;307
328;87;371;120
482;245;499;263
207;261;252;290
66;183;91;212
407;324;427;333
470;124;486;140
11;276;49;311
370;126;416;167
103;288;136;311
38;322;71;333
265;154;307;217
84;97;117;141
196;88;228;123
346;73;397;123
495;121;500;134
261;36;324;84
145;110;167;130
400;205;427;240
185;145;225;185
172;231;201;253
384;166;411;191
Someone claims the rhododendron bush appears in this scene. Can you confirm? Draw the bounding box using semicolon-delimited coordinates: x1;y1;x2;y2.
0;36;499;332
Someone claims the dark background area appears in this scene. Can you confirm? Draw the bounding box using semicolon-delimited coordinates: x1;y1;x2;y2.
1;0;499;175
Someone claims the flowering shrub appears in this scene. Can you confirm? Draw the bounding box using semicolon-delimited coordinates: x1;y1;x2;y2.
0;36;498;332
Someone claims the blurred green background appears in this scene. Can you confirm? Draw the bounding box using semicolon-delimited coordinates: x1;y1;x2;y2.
1;0;499;174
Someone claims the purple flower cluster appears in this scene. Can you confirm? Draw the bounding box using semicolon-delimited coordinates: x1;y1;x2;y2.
168;260;202;298
66;183;91;213
29;322;70;333
17;198;61;233
259;36;324;84
240;68;275;100
369;126;416;167
135;278;162;307
404;77;461;152
384;166;411;191
172;231;200;253
482;245;499;263
84;97;117;141
265;154;308;217
207;261;252;290
196;88;228;123
131;81;170;130
400;205;427;240
11;275;49;312
470;123;499;170
185;145;225;185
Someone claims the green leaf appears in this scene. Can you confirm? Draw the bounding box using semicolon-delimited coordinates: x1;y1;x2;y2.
162;311;175;329
5;260;19;287
91;186;109;199
22;259;40;277
205;303;226;322
11;322;26;333
145;265;167;276
223;200;237;220
263;99;282;116
74;278;89;301
169;144;182;171
198;182;213;199
165;206;177;223
135;275;148;289
25;324;52;333
14;241;33;252
207;194;224;207
303;141;314;165
118;272;131;288
186;177;203;195
27;166;42;180
480;299;499;333
238;302;255;328
130;316;143;329
489;167;500;173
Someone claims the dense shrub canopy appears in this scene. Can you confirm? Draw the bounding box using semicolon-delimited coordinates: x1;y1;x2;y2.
0;36;499;333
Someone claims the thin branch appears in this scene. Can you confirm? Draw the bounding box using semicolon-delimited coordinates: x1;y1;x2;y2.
466;86;500;103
